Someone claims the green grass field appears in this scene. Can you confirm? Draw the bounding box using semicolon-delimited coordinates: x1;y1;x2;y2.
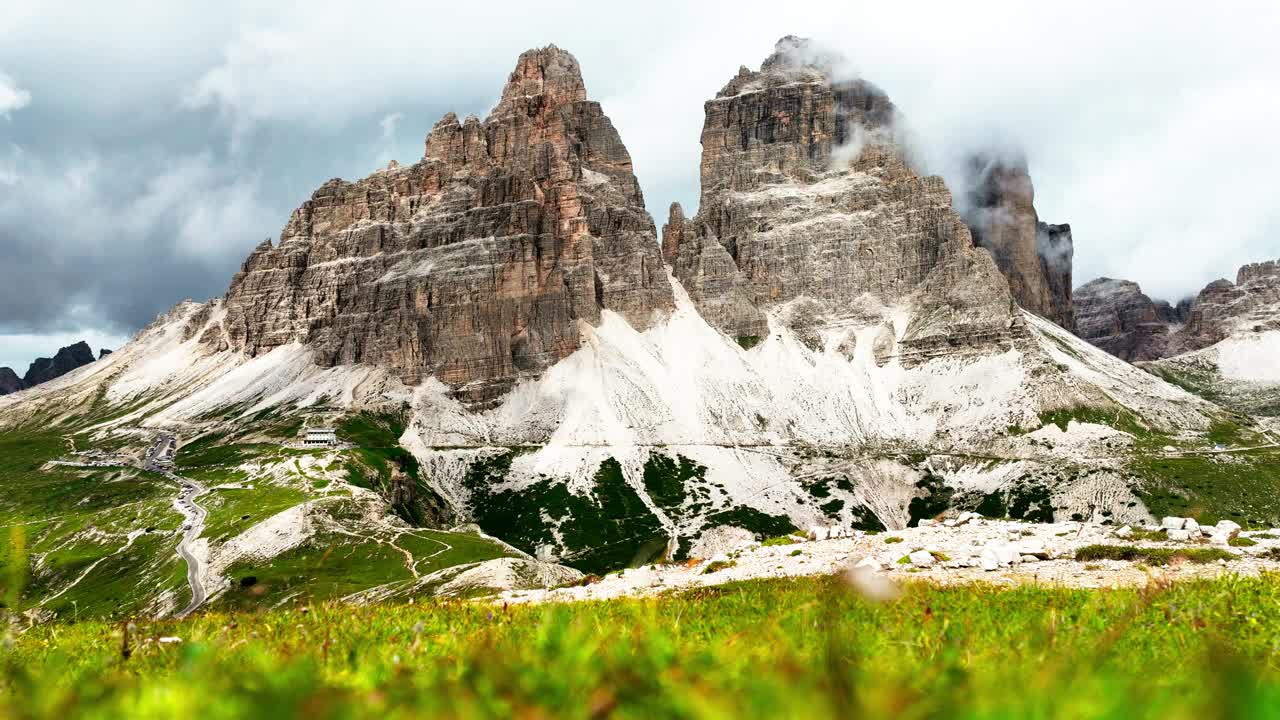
6;574;1280;718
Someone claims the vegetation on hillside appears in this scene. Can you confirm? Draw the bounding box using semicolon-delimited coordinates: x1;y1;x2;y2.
6;574;1280;717
0;428;187;619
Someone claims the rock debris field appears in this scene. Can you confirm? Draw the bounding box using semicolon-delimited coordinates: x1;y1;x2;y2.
498;515;1280;605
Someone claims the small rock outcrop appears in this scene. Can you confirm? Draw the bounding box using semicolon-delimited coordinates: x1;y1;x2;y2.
662;36;1020;361
1074;278;1188;361
98;348;112;359
0;367;25;395
219;45;674;407
22;341;96;387
961;153;1076;331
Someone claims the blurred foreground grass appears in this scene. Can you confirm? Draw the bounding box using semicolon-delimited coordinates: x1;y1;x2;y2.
5;573;1280;719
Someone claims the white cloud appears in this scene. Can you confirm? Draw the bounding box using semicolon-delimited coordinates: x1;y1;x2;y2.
0;144;20;185
0;0;1278;335
374;111;405;167
0;70;31;117
0;147;279;333
379;112;403;141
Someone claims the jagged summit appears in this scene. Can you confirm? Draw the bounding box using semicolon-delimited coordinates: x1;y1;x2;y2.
496;44;587;108
0;367;23;395
1074;277;1185;361
0;339;103;396
1077;257;1280;365
23;340;96;386
424;45;588;165
704;37;897;198
218;44;672;406
666;36;1017;356
1138;258;1280;416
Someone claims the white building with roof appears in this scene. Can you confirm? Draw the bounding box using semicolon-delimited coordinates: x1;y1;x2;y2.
303;427;337;447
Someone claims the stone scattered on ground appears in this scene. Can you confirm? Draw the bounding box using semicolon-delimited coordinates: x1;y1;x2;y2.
497;516;1280;606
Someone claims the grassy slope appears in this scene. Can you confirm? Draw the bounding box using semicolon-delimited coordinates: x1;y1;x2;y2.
7;575;1280;718
216;524;506;610
0;428;187;619
1148;362;1280;418
1020;405;1280;527
1120;417;1280;527
337;411;449;525
1;404;511;619
169;416;511;611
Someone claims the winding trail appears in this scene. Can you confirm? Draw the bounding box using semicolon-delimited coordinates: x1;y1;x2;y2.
145;433;210;617
172;476;209;617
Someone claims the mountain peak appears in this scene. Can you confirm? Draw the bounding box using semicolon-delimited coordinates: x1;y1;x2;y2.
224;43;671;406
0;366;25;395
497;45;587;109
18;340;97;388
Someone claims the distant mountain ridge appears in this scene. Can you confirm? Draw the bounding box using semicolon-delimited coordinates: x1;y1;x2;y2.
1075;258;1280;364
0;340;107;395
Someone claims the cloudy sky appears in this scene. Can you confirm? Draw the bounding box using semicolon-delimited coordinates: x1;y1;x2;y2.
1;1;1277;370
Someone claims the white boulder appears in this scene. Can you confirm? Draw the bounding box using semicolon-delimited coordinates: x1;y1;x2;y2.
980;549;1000;571
853;556;883;571
1167;529;1191;542
1016;542;1054;560
984;541;1020;567
908;550;936;568
944;511;980;528
1115;525;1133;538
688;526;757;559
845;565;901;603
1162;517;1187;530
1215;520;1242;541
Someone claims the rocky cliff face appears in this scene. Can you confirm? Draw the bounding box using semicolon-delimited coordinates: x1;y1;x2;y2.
961;154;1075;331
1037;221;1075;329
218;46;673;406
1077;259;1279;363
1173;259;1280;353
1142;259;1280;416
1074;278;1187;361
22;341;96;387
0;367;25;395
662;36;1020;361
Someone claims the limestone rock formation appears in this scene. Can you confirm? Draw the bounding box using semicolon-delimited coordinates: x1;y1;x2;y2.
1172;258;1280;353
0;367;25;395
1037;222;1075;330
662;36;1020;361
961;153;1075;331
1142;259;1280;416
218;45;673;406
1074;278;1187;361
1077;259;1279;363
22;341;96;387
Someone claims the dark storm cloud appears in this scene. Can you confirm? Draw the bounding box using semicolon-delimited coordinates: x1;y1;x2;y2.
1;0;1278;370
